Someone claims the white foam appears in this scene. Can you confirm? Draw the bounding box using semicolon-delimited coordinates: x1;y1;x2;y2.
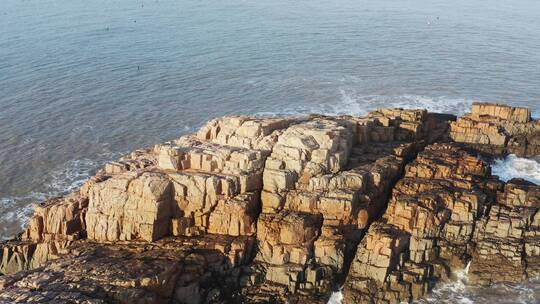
327;290;344;304
491;155;540;185
416;262;472;304
424;279;540;304
336;90;473;116
0;193;44;240
0;158;104;239
256;90;473;118
47;159;98;195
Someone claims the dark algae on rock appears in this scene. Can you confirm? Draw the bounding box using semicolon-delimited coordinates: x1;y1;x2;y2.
0;103;539;303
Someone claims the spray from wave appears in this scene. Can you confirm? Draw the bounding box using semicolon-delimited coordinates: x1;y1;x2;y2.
491;155;540;185
418;262;473;304
327;289;344;304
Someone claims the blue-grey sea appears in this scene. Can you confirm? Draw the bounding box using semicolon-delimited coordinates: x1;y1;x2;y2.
1;1;539;302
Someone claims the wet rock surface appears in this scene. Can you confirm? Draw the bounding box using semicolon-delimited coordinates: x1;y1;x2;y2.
0;103;538;303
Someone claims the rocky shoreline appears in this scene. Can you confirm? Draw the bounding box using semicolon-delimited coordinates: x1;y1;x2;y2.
0;102;539;303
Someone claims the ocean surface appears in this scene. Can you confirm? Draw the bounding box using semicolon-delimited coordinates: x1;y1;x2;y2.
1;0;539;302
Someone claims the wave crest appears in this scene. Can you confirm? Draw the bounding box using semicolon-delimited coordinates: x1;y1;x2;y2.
492;155;540;185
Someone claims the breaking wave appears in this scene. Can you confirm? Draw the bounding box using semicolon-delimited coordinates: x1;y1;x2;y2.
417;262;473;304
492;155;540;185
327;289;344;304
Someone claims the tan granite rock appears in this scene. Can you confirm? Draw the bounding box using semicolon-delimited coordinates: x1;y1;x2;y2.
22;193;88;242
469;179;540;285
3;103;538;304
344;144;496;303
242;109;447;302
0;240;72;275
450;102;540;156
196;116;299;151
86;171;173;242
471;102;531;123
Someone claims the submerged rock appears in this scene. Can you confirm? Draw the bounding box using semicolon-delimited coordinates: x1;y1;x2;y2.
0;103;538;303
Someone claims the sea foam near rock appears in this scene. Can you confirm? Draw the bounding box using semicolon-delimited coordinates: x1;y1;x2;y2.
0;158;99;239
0;195;41;240
327;290;344;304
492;155;540;185
256;91;473;118
417;262;473;304
337;90;473;116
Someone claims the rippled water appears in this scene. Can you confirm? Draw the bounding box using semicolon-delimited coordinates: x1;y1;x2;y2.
1;0;539;302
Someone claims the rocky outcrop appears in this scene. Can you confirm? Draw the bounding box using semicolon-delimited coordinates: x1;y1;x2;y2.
469;179;540;285
0;236;256;303
241;110;441;302
0;103;538;304
344;143;540;303
343;144;498;302
450;102;540;157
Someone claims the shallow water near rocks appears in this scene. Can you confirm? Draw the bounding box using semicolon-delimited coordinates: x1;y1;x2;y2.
1;0;540;302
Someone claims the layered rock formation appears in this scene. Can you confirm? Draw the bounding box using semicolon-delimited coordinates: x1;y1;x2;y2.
0;102;538;304
450;102;540;157
469;179;540;285
344;144;496;302
241;110;444;302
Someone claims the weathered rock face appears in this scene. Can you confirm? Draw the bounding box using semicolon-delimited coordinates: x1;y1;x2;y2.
243;110;440;302
450;102;540;157
344;142;540;303
0;103;538;304
344;144;498;303
469;179;540;285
